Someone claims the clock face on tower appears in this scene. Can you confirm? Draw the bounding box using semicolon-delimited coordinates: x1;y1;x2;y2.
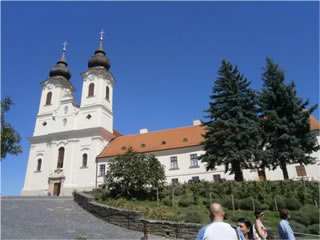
88;74;95;81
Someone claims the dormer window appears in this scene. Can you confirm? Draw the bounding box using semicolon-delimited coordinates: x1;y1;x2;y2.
183;138;188;142
88;83;95;97
161;140;166;145
141;143;146;148
106;86;110;101
46;92;52;105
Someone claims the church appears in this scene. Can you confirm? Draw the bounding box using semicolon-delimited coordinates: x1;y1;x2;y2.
21;32;320;196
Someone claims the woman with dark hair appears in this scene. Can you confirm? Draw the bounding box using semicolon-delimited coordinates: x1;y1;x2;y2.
237;218;255;240
253;210;267;240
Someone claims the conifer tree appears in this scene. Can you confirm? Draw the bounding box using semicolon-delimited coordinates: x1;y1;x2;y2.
200;60;261;181
259;58;319;180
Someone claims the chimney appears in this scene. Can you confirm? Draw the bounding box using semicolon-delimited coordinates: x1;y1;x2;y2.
140;128;148;134
193;119;201;126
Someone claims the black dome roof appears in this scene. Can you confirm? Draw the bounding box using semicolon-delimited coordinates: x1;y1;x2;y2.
49;45;72;80
49;59;72;80
88;40;111;70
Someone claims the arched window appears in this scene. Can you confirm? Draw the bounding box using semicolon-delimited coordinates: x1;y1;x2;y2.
106;86;110;101
46;92;52;105
57;147;65;168
82;153;88;168
88;83;95;97
37;159;42;171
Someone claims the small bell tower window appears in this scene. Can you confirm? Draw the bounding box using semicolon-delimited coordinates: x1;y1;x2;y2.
88;83;95;97
46;92;52;105
106;86;110;101
37;159;42;172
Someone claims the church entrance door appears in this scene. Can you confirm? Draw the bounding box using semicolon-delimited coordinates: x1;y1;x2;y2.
53;183;61;196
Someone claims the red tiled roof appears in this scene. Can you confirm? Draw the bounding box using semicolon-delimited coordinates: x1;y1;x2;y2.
310;115;320;131
97;125;206;158
98;115;320;159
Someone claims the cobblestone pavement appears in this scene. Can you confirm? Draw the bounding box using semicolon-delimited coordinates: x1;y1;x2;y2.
2;196;167;240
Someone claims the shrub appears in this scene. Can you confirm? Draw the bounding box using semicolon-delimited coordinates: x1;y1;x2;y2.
162;198;172;207
185;211;202;223
285;198;301;210
308;224;320;235
240;197;253;210
275;197;286;210
190;183;201;205
290;220;307;233
143;206;177;221
178;198;192;207
101;189;111;200
224;198;241;210
159;188;170;199
290;211;311;226
299;205;319;225
173;184;185;196
260;204;270;211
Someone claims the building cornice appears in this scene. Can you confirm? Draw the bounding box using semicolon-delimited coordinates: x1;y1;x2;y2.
29;127;115;144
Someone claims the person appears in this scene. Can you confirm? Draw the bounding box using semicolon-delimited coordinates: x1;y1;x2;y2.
44;189;48;196
196;203;238;240
237;218;255;240
253;210;267;240
278;209;295;240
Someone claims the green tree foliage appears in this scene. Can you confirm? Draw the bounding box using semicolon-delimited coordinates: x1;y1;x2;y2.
104;148;166;198
1;97;22;159
258;58;319;179
200;60;261;181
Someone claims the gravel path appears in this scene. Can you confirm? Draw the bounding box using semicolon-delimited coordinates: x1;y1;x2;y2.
1;196;167;240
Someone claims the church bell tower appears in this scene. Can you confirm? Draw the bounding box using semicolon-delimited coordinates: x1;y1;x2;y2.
79;30;115;133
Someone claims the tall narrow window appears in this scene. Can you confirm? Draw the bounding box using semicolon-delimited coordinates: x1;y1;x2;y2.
57;147;65;168
170;156;178;170
37;159;42;171
46;92;52;105
88;83;95;97
99;164;106;176
190;154;199;168
106;86;110;101
82;153;88;168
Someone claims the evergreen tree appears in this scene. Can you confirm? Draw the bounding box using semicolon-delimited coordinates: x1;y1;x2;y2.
1;97;22;159
259;58;319;180
200;60;261;181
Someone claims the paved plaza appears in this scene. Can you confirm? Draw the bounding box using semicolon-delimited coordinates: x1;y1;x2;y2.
2;196;166;239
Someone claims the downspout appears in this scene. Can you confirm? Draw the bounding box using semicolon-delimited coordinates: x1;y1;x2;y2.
95;157;98;188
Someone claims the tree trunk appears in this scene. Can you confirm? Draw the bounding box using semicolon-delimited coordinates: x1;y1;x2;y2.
280;160;289;180
232;161;244;181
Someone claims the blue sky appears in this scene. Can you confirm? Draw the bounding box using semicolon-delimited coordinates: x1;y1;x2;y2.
2;1;319;196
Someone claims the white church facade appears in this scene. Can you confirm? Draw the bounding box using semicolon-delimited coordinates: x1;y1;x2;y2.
21;33;320;196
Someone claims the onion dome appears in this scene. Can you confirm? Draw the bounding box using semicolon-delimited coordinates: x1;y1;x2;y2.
88;30;111;71
49;41;72;80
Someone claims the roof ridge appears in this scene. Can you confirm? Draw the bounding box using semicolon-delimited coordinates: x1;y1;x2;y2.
114;124;203;138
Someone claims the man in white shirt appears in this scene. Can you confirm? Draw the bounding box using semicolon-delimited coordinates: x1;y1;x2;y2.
197;203;238;240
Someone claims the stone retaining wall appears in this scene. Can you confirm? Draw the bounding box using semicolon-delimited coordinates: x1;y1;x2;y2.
73;192;202;239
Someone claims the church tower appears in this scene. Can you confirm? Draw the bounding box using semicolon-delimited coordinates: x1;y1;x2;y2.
34;41;75;136
22;32;117;196
78;30;115;133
